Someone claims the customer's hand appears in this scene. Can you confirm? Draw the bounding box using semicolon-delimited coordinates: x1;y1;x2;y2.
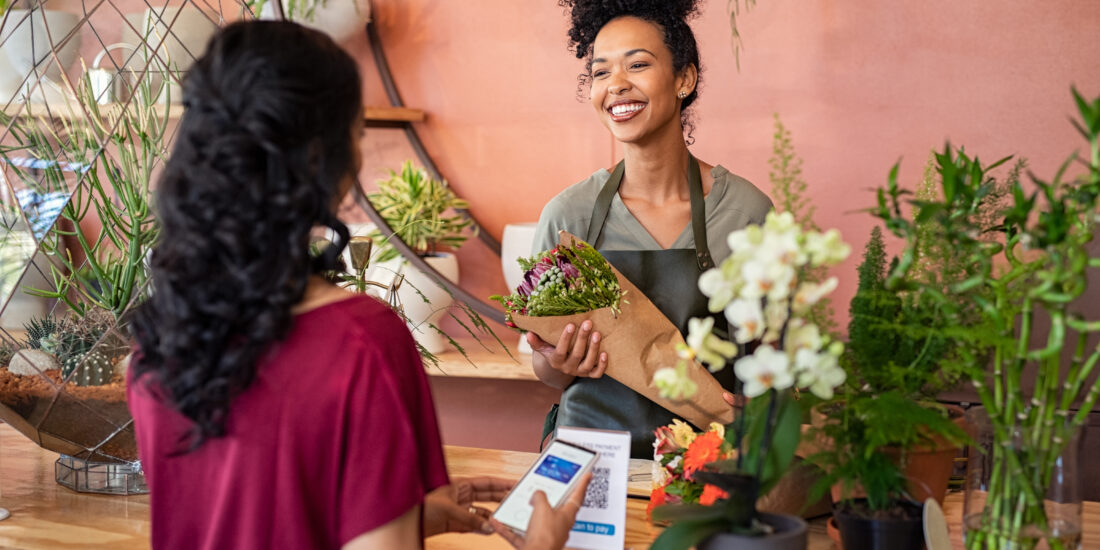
492;472;592;550
528;320;608;379
423;477;514;537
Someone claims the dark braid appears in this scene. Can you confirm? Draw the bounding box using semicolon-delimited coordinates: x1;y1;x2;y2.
131;21;360;451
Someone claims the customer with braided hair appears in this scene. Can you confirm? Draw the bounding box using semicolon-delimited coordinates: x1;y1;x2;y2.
530;0;773;457
128;21;586;550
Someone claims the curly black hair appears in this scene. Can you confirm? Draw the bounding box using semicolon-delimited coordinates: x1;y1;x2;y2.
131;21;361;451
560;0;703;136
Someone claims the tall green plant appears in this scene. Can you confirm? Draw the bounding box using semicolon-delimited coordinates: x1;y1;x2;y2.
4;75;166;319
872;88;1100;550
768;113;837;336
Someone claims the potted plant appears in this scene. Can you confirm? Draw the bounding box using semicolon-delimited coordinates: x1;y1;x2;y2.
366;160;475;353
648;211;851;550
868;87;1100;549
0;72;166;494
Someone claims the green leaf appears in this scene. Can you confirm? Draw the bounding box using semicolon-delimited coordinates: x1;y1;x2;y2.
650;518;726;550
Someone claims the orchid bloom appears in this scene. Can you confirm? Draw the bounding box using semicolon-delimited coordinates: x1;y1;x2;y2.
686;317;738;371
724;298;765;344
734;345;794;397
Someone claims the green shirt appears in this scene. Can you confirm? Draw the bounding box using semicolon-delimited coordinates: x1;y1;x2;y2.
533;165;774;263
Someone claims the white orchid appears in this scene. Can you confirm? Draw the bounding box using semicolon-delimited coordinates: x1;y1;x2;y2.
698;266;740;313
740;258;796;302
805;228;851;266
763;299;790;344
734;345;794;398
792;348;846;399
654;362;699;401
654;210;850;403
785;320;822;354
727;224;764;260
793;277;839;313
686;317;738;371
724;298;765;343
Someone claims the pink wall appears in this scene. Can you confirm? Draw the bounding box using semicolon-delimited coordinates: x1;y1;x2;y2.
357;0;1100;336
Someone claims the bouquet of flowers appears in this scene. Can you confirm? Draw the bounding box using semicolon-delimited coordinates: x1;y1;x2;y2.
648;420;734;521
494;231;734;429
491;235;625;326
649;211;850;548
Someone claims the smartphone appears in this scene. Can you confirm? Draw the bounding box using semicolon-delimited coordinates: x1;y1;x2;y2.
491;439;599;534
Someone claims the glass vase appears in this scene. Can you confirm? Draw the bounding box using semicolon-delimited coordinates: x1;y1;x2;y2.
963;407;1082;550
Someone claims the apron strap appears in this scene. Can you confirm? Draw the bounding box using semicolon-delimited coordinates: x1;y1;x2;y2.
585;156;715;270
586;161;625;244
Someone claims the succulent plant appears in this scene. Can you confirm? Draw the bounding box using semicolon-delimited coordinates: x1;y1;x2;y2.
62;350;115;386
22;310;118;385
23;315;60;350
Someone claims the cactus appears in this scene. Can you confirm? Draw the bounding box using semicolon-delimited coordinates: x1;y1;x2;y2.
23;310;118;385
61;350;115;386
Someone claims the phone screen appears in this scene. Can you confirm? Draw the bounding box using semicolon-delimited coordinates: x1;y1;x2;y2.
492;439;598;533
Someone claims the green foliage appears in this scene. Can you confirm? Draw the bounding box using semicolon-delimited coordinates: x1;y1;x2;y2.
808;392;966;511
491;237;624;324
22;314;59;349
2;74;166;320
367;161;474;263
871;88;1100;548
768;114;838;337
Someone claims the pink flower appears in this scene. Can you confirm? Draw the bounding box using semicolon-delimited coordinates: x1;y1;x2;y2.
556;255;580;280
518;262;552;297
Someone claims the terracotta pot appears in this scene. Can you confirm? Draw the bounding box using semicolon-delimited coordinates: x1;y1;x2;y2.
698;512;808;550
830;404;966;506
827;516;842;548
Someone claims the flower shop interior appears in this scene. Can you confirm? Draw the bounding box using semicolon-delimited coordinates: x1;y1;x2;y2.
1;0;1099;549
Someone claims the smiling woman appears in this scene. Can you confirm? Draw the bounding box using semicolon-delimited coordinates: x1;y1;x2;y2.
528;0;773;458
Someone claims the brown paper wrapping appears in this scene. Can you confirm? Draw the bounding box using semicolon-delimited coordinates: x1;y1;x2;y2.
511;231;734;429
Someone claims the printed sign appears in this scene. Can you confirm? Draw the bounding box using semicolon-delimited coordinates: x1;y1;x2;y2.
555;427;631;550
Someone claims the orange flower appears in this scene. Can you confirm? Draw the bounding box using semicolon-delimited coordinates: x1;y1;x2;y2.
647;484;667;521
683;430;723;479
699;484;730;506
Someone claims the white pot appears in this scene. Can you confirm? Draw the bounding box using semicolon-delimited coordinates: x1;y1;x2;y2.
390;253;458;355
501;223;538;353
260;0;368;42
1;9;81;104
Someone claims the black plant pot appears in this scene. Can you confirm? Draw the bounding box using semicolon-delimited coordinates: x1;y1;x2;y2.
697;512;808;550
833;499;924;550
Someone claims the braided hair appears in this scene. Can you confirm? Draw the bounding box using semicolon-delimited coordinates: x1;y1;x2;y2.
131;21;361;450
560;0;703;137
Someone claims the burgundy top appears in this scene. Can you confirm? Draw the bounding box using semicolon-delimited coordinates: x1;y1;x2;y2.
128;295;449;549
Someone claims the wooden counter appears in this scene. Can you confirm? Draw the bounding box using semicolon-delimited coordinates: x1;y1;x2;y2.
0;422;1094;549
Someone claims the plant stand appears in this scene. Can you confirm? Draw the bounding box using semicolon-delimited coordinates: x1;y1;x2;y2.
55;454;147;495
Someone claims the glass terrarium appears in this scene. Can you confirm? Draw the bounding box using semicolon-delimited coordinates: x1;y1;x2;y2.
0;0;241;495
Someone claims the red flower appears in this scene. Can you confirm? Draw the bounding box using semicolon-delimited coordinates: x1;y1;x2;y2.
653;426;678;455
646;484;667;521
683;431;723;479
699;484;729;506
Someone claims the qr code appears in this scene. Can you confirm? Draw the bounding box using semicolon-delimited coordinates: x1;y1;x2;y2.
583;467;610;509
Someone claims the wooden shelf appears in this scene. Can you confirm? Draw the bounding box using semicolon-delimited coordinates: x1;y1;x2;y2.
365;105;424;123
423;337;537;381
